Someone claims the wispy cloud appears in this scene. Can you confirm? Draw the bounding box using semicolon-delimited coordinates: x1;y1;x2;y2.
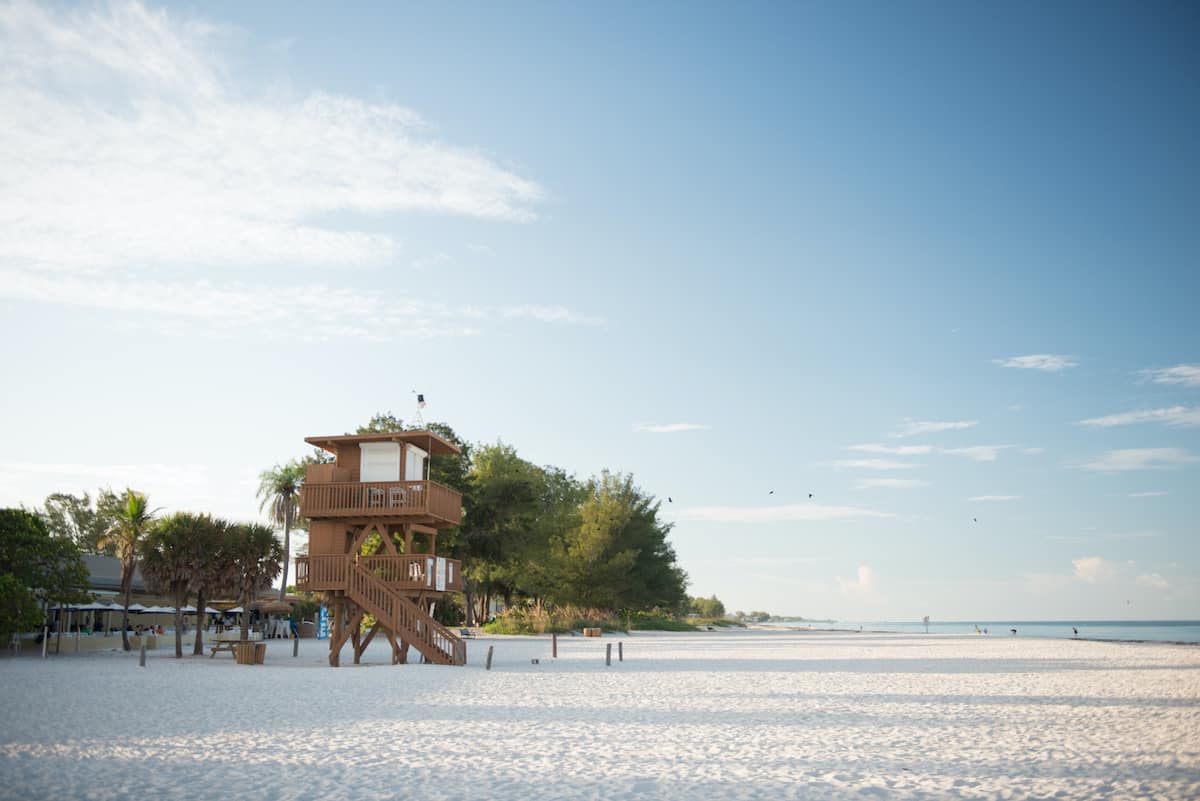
834;459;920;471
848;444;934;456
1049;530;1160;544
1136;573;1170;589
857;478;928;489
850;443;1008;461
1129;491;1168;498
632;423;710;434
940;445;1010;462
994;354;1078;371
969;495;1021;502
673;504;893;523
1140;364;1200;388
1079;406;1200;428
502;305;606;325
890;419;978;438
1022;447;1046;455
1081;448;1199;472
0;2;589;341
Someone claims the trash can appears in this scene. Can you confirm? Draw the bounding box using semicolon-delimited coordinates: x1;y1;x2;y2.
235;642;260;665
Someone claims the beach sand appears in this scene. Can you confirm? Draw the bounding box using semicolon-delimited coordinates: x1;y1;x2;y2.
0;630;1196;800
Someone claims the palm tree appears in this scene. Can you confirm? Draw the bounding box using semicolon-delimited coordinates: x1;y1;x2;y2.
257;461;305;601
227;522;284;641
141;512;221;658
98;489;159;651
192;518;235;656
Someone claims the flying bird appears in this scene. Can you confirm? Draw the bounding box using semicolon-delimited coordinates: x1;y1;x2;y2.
769;490;774;495
808;493;814;499
973;518;978;523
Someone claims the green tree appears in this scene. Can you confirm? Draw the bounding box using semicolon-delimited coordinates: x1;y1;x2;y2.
257;461;305;601
141;512;224;658
689;594;726;618
226;522;284;641
550;472;688;613
0;508;91;640
97;489;159;651
191;517;235;656
39;489;120;555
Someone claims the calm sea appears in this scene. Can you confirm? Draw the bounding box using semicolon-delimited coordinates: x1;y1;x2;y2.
763;620;1200;644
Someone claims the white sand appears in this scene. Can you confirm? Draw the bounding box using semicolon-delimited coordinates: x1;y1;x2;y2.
0;630;1197;800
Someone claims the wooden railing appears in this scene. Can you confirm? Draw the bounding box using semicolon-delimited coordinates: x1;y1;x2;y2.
300;480;462;524
360;555;463;592
294;555;348;590
295;554;462;593
347;563;465;665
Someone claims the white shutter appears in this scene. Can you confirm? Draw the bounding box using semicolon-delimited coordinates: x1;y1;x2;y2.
359;443;401;482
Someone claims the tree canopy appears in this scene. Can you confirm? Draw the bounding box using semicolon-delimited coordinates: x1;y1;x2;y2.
0;508;90;638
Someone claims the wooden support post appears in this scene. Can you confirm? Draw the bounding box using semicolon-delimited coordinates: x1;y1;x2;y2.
618;641;623;662
485;645;494;670
139;641;146;667
606;643;612;666
41;626;48;659
552;633;557;658
293;637;299;658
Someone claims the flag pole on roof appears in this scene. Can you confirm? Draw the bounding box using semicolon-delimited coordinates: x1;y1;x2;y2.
413;390;426;428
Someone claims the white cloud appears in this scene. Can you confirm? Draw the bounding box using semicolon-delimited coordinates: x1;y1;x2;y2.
849;443;1008;461
1072;556;1117;583
848;444;934;455
940;445;1010;462
994;354;1078;371
890;419;978;438
969;495;1021;502
837;565;876;596
0;2;544;277
0;270;603;341
1136;573;1170;590
1022;447;1046;455
834;459;920;471
502;305;606;325
857;478;928;489
1078;406;1200;428
1129;491;1168;498
673;504;893;523
1140;364;1200;388
632;423;710;434
1081;448;1199;472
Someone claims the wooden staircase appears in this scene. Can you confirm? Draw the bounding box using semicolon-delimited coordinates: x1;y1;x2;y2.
346;562;466;666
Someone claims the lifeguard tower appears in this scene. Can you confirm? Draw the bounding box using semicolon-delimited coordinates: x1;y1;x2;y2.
294;430;466;666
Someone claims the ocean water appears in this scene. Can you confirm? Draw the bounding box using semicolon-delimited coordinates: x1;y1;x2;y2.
762;619;1200;644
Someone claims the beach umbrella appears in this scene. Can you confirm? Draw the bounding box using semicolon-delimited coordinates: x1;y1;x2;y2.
259;600;293;615
227;606;243;614
127;603;146;612
180;605;197;614
204;607;220;614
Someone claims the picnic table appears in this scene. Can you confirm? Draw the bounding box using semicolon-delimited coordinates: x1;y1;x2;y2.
210;633;263;660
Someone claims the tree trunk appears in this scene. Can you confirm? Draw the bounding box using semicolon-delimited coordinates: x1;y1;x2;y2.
463;581;477;626
193;589;207;655
173;602;184;658
240;592;250;642
278;509;292;601
120;567;132;651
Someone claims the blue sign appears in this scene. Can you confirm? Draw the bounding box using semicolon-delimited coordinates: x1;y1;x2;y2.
317;605;329;640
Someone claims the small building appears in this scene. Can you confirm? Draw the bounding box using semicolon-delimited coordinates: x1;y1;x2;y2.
295;430;466;666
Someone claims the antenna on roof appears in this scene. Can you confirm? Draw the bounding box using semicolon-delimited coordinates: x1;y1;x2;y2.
412;390;426;428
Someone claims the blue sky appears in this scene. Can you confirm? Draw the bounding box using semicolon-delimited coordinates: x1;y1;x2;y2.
1;1;1197;620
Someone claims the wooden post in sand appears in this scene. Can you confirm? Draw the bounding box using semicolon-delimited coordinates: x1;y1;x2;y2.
138;641;146;667
605;643;612;666
618;641;623;662
41;626;49;659
485;645;494;670
293;637;299;658
552;633;557;658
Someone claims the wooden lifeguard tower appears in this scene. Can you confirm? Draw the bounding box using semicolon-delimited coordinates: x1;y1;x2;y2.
294;430;466;666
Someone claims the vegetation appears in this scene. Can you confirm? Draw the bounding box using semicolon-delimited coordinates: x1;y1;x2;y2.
141;512;224;658
689;594;726;618
0;509;90;640
38;489;121;555
225;523;284;641
257;461;305;601
97;489;159;651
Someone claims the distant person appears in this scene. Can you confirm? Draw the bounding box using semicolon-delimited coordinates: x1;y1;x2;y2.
1073;627;1078;638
